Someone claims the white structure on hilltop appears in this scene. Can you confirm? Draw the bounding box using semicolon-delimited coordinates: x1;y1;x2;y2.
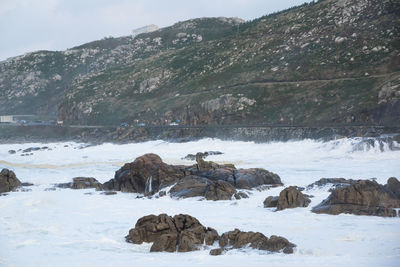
132;24;159;37
0;115;13;123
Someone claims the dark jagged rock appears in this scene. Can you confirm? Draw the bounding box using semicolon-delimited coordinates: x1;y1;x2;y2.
219;228;295;254
263;196;279;208
234;168;282;189
126;214;296;255
102;153;281;199
277;186;311;210
182;151;223;161
57;177;103;190
312;178;400;217
103;153;188;194
306;178;358;190
0;168;22;193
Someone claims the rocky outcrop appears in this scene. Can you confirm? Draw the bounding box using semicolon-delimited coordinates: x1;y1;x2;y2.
0;168;22;193
125;214;218;252
57;177;103;190
102;153;188;194
264;186;311;210
101;153;281;200
312;178;400;217
182;151;223;161
126;214;296;255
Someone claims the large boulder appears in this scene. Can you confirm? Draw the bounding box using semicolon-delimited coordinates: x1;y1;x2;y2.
263;196;279;208
0;168;22;193
103;154;188;194
57;177;103;190
312;178;400;217
218;228;295;254
170;176;236;200
277;186;311;210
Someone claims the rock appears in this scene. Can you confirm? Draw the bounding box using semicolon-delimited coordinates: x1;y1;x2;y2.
234;168;282;189
8;150;16;154
159;190;166;197
150;233;178;252
182;151;223;161
57;177;103;190
219;228;295;253
312;179;400;217
22;147;41;153
101;191;117;195
170;176;236;201
234;191;249;199
0;168;22;193
306;178;358;190
126;214;296;255
264;196;279;208
103;154;188;194
21;182;34;186
276;186;311;210
210;248;224;256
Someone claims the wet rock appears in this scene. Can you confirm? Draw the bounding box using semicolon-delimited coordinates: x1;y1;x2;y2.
182;151;223;161
210;248;224;256
158;190;166;197
101;191;117;195
234;168;282;189
219;229;295;254
277;186;311;210
57;177;103;190
21;182;34;186
103;153;188;194
0;168;22;193
306;178;358;190
8;150;16;154
263;196;279;208
22;147;41;153
170;176;212;199
126;214;296;255
234;191;249;199
312;178;400;217
204;180;236;201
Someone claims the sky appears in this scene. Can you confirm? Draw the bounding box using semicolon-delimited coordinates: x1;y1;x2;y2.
0;0;311;61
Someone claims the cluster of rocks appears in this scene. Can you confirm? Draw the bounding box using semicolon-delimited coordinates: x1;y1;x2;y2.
264;186;311;211
125;213;295;255
8;146;52;156
312;178;400;217
0;168;22;193
58;153;282;201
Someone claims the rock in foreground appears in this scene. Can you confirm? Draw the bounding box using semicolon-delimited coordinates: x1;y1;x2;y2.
126;214;296;255
312;178;400;217
0;168;22;193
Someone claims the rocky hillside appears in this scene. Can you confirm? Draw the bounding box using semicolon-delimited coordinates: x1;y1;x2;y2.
0;0;399;126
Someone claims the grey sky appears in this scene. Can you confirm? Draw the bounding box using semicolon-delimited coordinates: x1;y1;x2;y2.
0;0;311;61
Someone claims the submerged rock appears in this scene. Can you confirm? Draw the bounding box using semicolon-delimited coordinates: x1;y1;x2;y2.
57;177;103;190
0;168;22;193
126;214;296;255
312;178;400;217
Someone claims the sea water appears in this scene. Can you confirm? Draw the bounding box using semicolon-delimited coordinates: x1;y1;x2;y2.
0;138;399;266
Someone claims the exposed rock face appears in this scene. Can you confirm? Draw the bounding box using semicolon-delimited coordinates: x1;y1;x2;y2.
312;178;400;217
169;176;236;200
126;214;296;255
277;186;311;210
219;228;295;254
0;168;22;193
103;154;188;194
57;177;103;190
125;214;218;253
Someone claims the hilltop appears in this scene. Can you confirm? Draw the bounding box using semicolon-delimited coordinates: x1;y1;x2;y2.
0;0;399;127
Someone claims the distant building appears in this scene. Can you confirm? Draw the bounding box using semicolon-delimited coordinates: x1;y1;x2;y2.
0;115;13;123
131;24;159;37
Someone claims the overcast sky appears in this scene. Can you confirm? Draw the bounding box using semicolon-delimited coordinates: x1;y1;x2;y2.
0;0;311;61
